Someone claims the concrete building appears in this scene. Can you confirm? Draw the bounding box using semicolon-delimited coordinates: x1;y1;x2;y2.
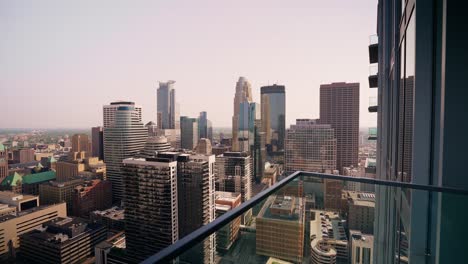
285;119;337;174
90;206;124;231
71;134;91;154
156;129;181;149
215;191;241;252
175;152;215;264
20;217;107;264
39;179;85;215
349;230;373;264
231;77;253;152
103;103;147;201
139;136;171;158
0;191;39;211
56;157;106;182
216;152;252;204
261;84;286;154
95;231;126;264
180;116;198;150
0;202;67;258
319;82;359;173
72;179;112;217
256;195;305;263
157;80;179;129
145;121;158;137
92;126;104;160
195;138;212;155
0;144;8;184
103;101;142;129
343;192;374;234
212;145;230;156
11;149;35;164
122;156;178;262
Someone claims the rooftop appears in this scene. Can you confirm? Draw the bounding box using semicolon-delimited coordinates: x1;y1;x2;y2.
258;195;303;222
345;191;376;208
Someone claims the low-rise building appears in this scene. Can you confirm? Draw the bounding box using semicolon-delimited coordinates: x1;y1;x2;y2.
349;230;373;264
39;179;85;215
73;179;112;217
90;207;125;231
215;191;241;252
343;192;375;234
20;217;107;264
1;171;56;195
256;195;305;263
95;231;126;264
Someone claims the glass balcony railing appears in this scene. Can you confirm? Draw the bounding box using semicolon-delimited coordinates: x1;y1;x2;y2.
369;35;378;64
368;127;377;140
141;172;468;264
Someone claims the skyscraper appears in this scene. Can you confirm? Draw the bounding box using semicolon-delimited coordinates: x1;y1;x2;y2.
320;82;359;172
91;127;104;160
157;80;179;129
232;77;253;152
103;101;142;128
0;144;8;183
198;111;208;139
103;103;147;201
285;119;337;174
122;155;178;263
71;134;91;154
180;116;199;150
139;136;172;158
260;84;286;153
176;153;216;264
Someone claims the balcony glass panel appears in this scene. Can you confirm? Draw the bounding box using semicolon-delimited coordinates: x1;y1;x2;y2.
142;173;468;264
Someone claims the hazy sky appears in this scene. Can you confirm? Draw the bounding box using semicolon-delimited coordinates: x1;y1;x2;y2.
1;0;377;129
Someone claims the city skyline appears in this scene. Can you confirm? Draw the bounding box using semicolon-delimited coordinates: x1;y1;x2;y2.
1;0;377;129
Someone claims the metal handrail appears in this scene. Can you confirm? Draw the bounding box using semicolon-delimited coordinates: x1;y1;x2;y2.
141;171;468;264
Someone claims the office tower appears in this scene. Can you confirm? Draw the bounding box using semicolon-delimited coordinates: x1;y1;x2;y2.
232;77;253;151
91;126;104;160
215;191;241;252
310;210;349;264
344;191;375;234
285;119;337;174
207;120;213;142
196;138;212;155
72;179;112;217
145;121;158;136
21;217;106;264
350;230;373;264
0;197;66;257
216;152;252;203
252;119;266;182
39;179;85;214
371;2;468;262
256;195;305;263
180;116;199;150
261;84;286;153
122;155;178;262
0;144;8;183
177;153;216;264
11;148;35;164
238;101;259;152
157;80;179;129
71;134;91;154
103;104;147;201
198;111;208;139
139;136;172;158
103;101;142;128
319;82;359;173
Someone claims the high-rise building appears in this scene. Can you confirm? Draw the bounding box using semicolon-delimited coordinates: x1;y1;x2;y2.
261;84;286;153
20;217;107;264
92;126;104;160
252;119;266;182
232;77;253;151
176;153;215;264
215;191;241;252
180;116;199;150
139;136;172;158
319;82;359;172
0;144;8;183
103;103;147;201
256;195;305;263
216;152;252;203
195;138;212;155
198;111;208;139
122;155;178;262
71;134;91;154
238;101;259;152
285;119;337;174
103;101;142;129
157;80;179;129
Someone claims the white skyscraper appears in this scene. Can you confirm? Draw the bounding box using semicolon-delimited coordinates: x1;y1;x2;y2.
232;77;252;152
103;101;142;128
103;103;147;201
